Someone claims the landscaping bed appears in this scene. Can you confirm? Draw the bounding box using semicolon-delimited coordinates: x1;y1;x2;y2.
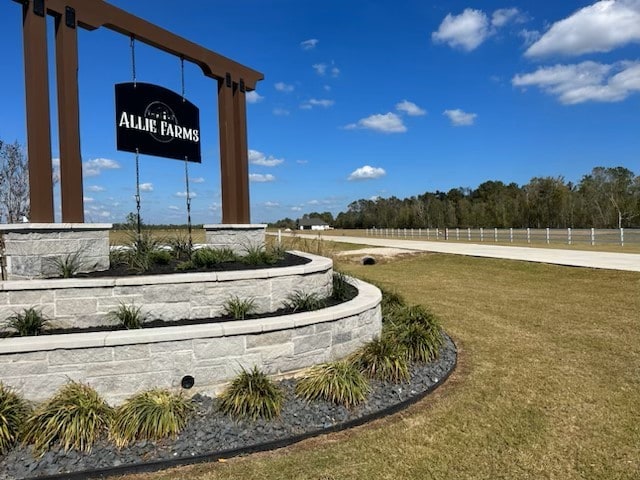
0;335;456;480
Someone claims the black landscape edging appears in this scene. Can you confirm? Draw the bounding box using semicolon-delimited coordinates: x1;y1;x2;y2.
18;336;457;480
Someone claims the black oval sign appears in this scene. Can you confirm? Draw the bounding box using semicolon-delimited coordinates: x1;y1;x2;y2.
115;82;201;162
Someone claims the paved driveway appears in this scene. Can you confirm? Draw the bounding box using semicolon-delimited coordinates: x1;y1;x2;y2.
281;233;640;272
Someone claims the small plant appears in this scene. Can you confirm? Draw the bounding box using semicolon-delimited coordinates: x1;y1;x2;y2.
168;233;193;260
331;272;352;302
192;247;237;268
149;250;172;265
22;381;113;454
379;286;406;321
6;307;49;336
351;336;410;383
284;290;326;313
49;252;84;278
387;305;443;363
223;295;257;320
295;360;370;408
110;389;194;448
0;383;32;454
108;303;146;329
175;259;195;271
218;366;284;420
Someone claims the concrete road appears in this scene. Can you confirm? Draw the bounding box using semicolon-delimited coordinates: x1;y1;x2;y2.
281;233;640;272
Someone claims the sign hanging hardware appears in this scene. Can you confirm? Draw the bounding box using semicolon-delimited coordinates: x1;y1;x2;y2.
65;6;76;29
33;0;44;17
225;73;231;88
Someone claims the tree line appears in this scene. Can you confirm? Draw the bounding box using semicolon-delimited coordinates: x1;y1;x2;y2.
271;167;639;230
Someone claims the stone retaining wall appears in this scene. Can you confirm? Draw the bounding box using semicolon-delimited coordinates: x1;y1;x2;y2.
204;224;267;255
0;223;111;280
0;278;381;405
0;252;332;329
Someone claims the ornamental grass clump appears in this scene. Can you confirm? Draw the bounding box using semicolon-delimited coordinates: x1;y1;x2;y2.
351;336;410;383
108;303;146;330
223;295;257;320
331;271;352;302
22;381;113;455
295;360;370;408
5;307;49;336
218;366;284;420
284;290;326;313
192;247;237;267
0;383;32;454
110;389;194;448
387;305;443;363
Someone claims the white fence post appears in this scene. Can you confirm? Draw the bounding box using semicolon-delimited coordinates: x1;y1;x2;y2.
621;228;624;247
546;227;550;244
527;228;531;244
494;228;498;242
427;228;430;240
418;228;421;238
404;228;407;237
445;227;449;240
509;228;513;243
456;228;460;240
411;228;414;238
568;227;572;245
591;228;595;246
467;227;471;241
278;229;282;246
480;227;484;242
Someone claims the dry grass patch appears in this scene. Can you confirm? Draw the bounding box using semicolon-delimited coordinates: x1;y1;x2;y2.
114;250;640;480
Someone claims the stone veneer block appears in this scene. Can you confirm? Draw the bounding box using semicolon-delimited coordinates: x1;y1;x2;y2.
0;223;112;280
203;224;267;255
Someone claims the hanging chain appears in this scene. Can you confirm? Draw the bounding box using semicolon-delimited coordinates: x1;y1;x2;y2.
130;35;137;87
180;56;185;101
135;149;142;242
180;58;193;249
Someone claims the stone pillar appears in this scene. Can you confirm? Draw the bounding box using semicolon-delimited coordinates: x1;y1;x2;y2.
203;224;267;255
0;224;112;280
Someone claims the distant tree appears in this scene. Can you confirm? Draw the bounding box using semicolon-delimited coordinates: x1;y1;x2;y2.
0;140;29;223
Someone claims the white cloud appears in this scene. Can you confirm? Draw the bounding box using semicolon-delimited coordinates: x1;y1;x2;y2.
296;159;309;164
345;112;407;133
308;199;320;205
331;66;340;77
83;196;94;203
249;149;284;167
301;98;335;109
175;191;197;198
83;158;121;177
250;173;276;183
264;201;280;207
312;63;327;75
139;183;153;192
86;185;105;192
492;7;524;27
273;108;290;116
168;205;180;211
396;100;427;116
348;165;387;181
443;109;477;126
246;90;264;103
519;29;541;46
300;38;319;50
512;60;640;104
291;206;303;212
190;177;205;183
432;8;490;51
526;0;640;57
275;82;294;92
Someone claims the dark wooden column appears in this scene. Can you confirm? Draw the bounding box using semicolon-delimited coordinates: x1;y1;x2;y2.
22;0;54;222
55;7;84;222
218;74;250;224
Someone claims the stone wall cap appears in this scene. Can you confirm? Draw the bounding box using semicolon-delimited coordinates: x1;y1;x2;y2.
0;223;112;232
203;224;267;230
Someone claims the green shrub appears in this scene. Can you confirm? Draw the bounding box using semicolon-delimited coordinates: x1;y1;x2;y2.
108;303;146;329
175;260;195;271
120;230;164;273
332;272;352;302
192;247;237;267
149;250;172;265
218;366;284;420
351;336;410;383
284;290;326;313
0;383;32;454
22;381;113;454
295;360;370;408
379;287;406;321
110;389;194;448
387;305;443;363
5;307;49;336
223;295;256;320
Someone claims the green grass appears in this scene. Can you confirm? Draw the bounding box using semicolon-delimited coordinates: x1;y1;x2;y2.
113;249;640;480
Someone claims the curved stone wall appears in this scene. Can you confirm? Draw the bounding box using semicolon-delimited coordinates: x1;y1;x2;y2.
0;278;381;405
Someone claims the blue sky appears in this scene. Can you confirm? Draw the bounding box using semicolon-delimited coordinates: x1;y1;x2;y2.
1;0;639;224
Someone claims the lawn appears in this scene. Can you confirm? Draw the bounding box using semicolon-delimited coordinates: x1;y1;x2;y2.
117;251;640;480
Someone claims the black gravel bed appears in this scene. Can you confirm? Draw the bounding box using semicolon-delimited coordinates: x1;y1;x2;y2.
0;335;456;480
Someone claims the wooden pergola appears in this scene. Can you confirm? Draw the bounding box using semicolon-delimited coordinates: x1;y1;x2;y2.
14;0;263;223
